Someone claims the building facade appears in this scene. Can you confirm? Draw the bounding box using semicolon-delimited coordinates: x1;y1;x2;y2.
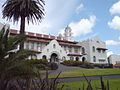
108;54;120;65
10;26;83;63
0;22;108;64
79;37;108;64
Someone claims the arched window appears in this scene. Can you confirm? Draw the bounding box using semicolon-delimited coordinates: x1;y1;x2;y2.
76;57;79;61
93;46;95;52
42;55;47;60
93;56;96;62
62;56;66;61
82;47;85;54
70;56;74;60
47;49;49;52
53;44;56;49
82;57;86;62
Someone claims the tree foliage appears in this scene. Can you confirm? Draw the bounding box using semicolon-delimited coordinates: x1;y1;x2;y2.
2;0;45;24
0;25;38;90
2;0;45;50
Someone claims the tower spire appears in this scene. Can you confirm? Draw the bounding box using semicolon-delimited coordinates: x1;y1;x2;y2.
64;25;73;41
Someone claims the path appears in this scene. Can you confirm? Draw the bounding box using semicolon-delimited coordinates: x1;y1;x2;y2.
55;74;120;82
49;64;120;82
49;64;80;75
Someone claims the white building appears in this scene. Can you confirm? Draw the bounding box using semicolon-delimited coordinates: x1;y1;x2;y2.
0;22;108;64
108;54;120;65
10;26;83;63
79;37;108;64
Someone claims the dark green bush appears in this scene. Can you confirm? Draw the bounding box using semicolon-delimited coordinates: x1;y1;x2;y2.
50;62;58;70
79;64;94;69
29;59;48;64
62;60;89;66
29;59;49;70
35;64;46;69
94;64;113;68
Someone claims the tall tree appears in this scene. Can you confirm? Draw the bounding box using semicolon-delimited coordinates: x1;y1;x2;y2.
2;0;45;50
0;25;38;90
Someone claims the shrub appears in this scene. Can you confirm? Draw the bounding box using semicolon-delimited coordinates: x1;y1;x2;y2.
35;64;46;69
29;59;49;70
108;64;113;68
62;60;89;66
79;64;94;69
30;59;48;64
50;62;58;70
94;64;113;68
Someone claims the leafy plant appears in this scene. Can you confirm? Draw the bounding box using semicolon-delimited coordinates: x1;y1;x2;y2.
62;60;90;67
0;25;38;90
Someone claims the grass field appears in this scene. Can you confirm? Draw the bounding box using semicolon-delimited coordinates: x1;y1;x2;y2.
60;78;120;90
49;68;120;78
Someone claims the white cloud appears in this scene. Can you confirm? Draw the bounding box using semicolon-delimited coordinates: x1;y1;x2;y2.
109;1;120;15
0;0;79;35
59;15;96;37
75;3;84;14
107;51;114;57
119;36;120;40
106;40;120;46
69;15;96;37
108;16;120;30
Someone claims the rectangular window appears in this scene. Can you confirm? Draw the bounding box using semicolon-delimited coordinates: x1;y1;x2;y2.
69;47;72;53
26;42;29;50
64;46;66;51
31;42;34;50
102;50;105;53
74;48;78;53
99;59;105;62
37;43;40;51
98;50;101;53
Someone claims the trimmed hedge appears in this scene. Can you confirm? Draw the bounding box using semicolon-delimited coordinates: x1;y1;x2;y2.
50;62;58;70
61;60;89;66
29;59;49;70
29;59;59;70
30;59;48;64
79;64;94;69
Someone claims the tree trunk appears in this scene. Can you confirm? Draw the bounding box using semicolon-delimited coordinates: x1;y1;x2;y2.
19;16;25;50
26;77;32;90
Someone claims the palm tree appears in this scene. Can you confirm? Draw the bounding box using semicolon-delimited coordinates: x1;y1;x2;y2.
2;0;45;50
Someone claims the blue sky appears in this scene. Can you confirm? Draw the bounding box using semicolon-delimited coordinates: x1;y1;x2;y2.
0;0;120;56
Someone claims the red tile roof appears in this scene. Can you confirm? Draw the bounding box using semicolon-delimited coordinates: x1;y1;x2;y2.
36;33;42;38
28;32;34;36
9;29;80;47
27;38;50;43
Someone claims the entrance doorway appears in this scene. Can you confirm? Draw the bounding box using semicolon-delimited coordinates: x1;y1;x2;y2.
50;53;58;62
82;57;86;62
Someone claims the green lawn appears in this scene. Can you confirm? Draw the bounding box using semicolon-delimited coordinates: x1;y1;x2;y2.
60;78;120;90
49;68;120;78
